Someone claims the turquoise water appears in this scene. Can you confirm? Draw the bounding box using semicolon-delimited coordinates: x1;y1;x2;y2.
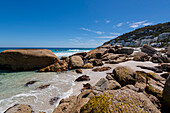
0;48;93;58
0;48;93;113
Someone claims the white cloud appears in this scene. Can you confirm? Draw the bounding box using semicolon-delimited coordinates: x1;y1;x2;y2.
143;22;152;26
96;36;117;39
130;24;140;28
129;20;152;28
117;23;123;27
110;32;120;35
80;27;104;35
106;20;110;23
69;37;82;42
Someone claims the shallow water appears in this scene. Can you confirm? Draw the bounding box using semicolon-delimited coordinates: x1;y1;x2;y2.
0;48;93;112
0;71;77;112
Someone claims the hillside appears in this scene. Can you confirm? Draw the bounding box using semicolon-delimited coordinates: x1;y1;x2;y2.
103;22;170;48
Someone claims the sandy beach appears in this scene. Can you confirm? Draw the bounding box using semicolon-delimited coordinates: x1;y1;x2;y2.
71;60;162;96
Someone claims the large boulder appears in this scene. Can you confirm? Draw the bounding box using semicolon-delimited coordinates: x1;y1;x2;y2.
4;104;33;113
116;47;134;55
89;59;103;66
80;89;160;113
71;52;87;58
94;78;121;91
141;45;157;55
69;56;84;69
38;60;68;72
163;76;170;107
112;66;137;86
133;52;149;61
101;53;120;61
151;53;170;63
53;90;94;113
84;47;108;59
0;49;59;71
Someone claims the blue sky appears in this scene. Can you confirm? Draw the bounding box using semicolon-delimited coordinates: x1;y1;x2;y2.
0;0;170;48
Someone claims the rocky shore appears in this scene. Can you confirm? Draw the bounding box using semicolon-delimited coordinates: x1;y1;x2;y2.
1;45;170;113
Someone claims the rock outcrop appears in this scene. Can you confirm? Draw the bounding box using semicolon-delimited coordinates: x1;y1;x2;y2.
168;45;170;57
69;56;84;69
38;60;68;72
75;69;83;74
141;45;157;55
133;52;149;61
116;47;134;55
80;89;160;113
83;63;93;69
92;66;111;72
75;75;90;82
4;104;33;113
112;66;137;86
0;49;59;71
163;76;170;107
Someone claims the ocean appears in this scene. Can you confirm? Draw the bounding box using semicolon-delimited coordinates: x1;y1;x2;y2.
0;48;93;113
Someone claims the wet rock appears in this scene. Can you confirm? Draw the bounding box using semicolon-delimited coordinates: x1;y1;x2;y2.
49;97;60;105
75;69;83;74
4;104;33;113
92;66;111;72
38;60;68;72
133;52;149;61
69;56;84;69
112;66;137;86
160;73;169;79
141;44;157;55
163;76;170;107
0;49;59;71
81;83;93;92
38;84;50;90
75;75;90;82
80;89;160;113
24;80;37;86
83;63;93;69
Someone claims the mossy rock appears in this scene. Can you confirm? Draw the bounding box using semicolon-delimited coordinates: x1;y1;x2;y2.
145;84;163;99
80;89;160;113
